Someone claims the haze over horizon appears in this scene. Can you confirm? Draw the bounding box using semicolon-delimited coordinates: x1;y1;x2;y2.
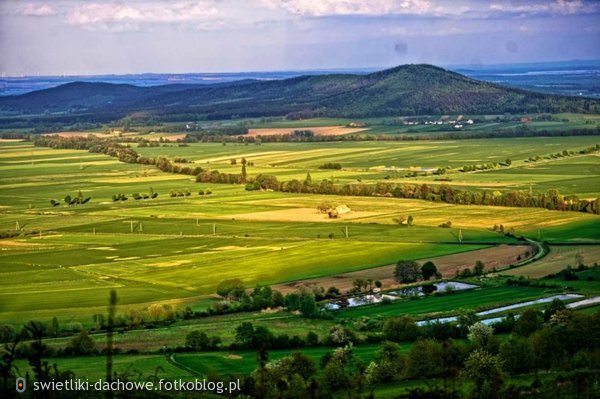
1;0;600;76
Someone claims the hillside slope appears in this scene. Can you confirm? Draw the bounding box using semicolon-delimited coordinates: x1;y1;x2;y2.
0;64;597;121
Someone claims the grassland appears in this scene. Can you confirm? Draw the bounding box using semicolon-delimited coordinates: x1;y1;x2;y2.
136;136;600;197
1;139;598;328
501;245;600;278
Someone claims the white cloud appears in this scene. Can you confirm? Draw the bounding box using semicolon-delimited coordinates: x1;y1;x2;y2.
489;0;600;16
261;0;600;18
22;3;57;16
260;0;441;17
65;1;219;27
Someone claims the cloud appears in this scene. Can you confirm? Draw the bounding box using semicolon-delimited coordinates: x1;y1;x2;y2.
22;3;57;16
488;0;600;16
260;0;441;17
261;0;600;19
65;1;219;28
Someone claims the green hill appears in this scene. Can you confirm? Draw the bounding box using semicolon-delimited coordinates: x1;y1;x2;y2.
0;64;597;124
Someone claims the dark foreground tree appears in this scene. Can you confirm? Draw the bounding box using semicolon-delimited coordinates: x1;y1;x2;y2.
395;260;422;283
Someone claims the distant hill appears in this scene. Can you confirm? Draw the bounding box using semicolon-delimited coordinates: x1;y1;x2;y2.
0;64;597;123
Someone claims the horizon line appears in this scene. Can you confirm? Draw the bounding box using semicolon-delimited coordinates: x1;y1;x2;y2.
2;59;600;80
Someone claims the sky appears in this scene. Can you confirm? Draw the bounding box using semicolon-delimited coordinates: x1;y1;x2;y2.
1;0;599;76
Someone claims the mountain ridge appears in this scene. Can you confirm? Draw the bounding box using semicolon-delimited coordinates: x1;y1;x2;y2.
0;64;597;122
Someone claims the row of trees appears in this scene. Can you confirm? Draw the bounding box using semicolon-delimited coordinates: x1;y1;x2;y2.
33;136;600;214
181;126;600;143
245;305;600;399
394;260;441;283
214;279;326;318
50;191;91;207
243;173;600;214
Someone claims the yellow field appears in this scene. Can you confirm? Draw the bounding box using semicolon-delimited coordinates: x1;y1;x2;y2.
502;246;600;278
247;126;367;136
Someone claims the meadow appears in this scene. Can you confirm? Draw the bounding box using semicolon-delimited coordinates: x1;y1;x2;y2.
1;139;599;326
0;126;599;399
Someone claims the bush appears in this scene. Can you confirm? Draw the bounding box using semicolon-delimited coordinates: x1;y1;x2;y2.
318;163;342;170
65;330;97;356
383;316;419;342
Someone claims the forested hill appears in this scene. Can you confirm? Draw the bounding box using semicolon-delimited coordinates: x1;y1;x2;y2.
1;64;598;122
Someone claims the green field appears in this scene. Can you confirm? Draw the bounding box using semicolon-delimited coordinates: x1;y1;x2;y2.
0;130;599;398
1;139;599;327
134;136;600;196
333;286;551;319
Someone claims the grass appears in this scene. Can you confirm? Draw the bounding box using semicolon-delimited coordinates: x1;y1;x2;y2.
0;129;597;396
501;245;600;278
0;140;598;329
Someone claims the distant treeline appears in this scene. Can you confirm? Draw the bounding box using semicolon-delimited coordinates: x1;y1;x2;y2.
181;126;600;143
33;136;600;214
245;174;600;214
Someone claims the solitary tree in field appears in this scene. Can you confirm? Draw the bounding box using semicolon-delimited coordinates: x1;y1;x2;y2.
241;164;247;182
394;260;422;284
305;172;312;184
421;261;438;281
407;215;414;226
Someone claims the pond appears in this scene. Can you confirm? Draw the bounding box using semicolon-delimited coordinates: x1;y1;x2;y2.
388;281;478;297
416;293;584;326
324;294;397;310
324;281;478;311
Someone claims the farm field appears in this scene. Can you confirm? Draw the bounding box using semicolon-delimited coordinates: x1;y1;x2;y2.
501;245;600;278
0;130;599;398
3;6;600;396
134;136;600;196
1;140;599;327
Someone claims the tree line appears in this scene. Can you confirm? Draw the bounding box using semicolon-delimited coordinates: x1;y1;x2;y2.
245;174;600;214
32;136;600;214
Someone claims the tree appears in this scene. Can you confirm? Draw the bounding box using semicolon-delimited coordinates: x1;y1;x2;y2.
505;158;512;166
468;322;495;352
50;317;59;337
0;325;16;343
216;279;245;301
305;172;312;184
407;215;414;226
514;309;542;337
395;260;422;283
306;331;319;346
317;202;332;213
147;303;165;322
498;337;532;375
421;261;438;281
543;298;566;321
328;325;355;345
241;164;247;182
185;331;210;351
299;294;318;317
325;286;340;298
407;339;444;378
368;341;404;383
352;278;367;293
461;350;504;399
235;322;255;348
474;260;485;276
66;330;96;355
383;316;419;342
